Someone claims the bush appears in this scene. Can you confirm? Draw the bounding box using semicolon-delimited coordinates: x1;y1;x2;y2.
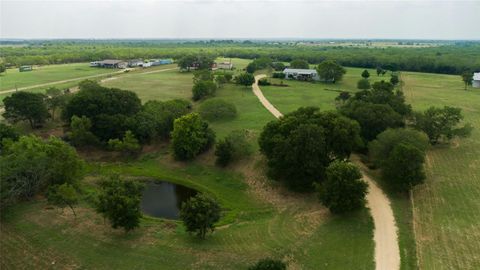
180;194;221;239
47;183;79;217
0;123;19;151
107;130;141;156
317;161;368;214
249;258;287;270
198;99;237;121
67;115;99;147
215;130;253;166
271;62;286;71
171;113;215;160
357;78;371;90
272;72;286;79
235;73;255;87
192;80;217;101
258;78;271;86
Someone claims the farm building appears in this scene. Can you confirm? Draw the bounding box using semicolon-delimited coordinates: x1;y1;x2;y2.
283;68;320;81
215;62;234;70
128;59;144;67
90;60;127;69
473;72;480;88
151;59;173;66
19;65;32;72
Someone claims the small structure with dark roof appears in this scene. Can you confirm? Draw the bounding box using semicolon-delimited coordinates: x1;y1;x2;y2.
91;60;127;69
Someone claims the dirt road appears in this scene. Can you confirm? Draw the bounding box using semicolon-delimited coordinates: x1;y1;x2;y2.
251;74;400;270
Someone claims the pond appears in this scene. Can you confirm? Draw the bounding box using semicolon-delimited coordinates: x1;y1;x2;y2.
140;181;198;220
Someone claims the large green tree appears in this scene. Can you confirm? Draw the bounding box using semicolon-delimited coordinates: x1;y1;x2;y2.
316;60;346;83
317;161;368;214
235;73;255;87
413;106;472;144
290;59;309;69
258;107;361;191
95;176;144;232
3;92;49;128
180;193;221;239
171;113;215;160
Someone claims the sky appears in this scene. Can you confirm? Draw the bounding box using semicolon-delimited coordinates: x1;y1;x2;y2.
1;0;479;40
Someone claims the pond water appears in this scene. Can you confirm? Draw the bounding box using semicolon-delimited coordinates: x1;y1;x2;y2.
140;181;197;219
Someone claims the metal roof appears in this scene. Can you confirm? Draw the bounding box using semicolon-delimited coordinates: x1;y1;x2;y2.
97;59;125;65
283;68;317;74
473;72;480;81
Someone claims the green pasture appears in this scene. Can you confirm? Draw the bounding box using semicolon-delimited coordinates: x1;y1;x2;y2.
0;63;114;91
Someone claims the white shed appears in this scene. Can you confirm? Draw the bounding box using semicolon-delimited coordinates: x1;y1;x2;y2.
283;68;320;81
473;72;480;88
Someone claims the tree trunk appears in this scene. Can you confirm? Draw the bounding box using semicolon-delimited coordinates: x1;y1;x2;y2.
68;204;76;217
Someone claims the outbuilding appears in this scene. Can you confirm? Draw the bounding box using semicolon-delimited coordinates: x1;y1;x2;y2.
216;62;234;70
128;59;144;67
19;65;33;72
92;60;127;69
473;72;480;88
283;68;320;81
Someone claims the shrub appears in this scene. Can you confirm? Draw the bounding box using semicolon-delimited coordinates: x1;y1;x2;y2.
272;72;285;79
249;258;287;270
171;113;215;160
357;78;371;90
235;73;255;87
198;99;237;121
215;130;253;166
272;62;286;71
192;80;217;101
317;161;368;214
68;115;99;147
0;123;19;151
258;78;271;86
180;194;221;239
47;183;79;217
107;130;141;156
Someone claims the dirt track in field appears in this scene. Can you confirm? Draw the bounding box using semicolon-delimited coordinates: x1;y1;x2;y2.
251;74;400;270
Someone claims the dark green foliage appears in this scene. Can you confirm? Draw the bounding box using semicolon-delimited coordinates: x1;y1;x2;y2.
93;113;130;142
193;70;214;83
0;123;19;151
0;136;84;207
107;130;142;156
357;78;371;90
361;69;370;79
413;106;472;144
271;62;286;71
130;99;191;142
369;128;429;168
246;62;257;73
171;113;215;160
246;57;273;73
259;107;362;191
461;71;473;90
95;176;144;232
67;115;99;147
198;99;237;121
272;72;286;79
192;80;217;101
258;78;271;86
47;183;79;217
249;258;287;270
180;193;221;239
235;73;255;87
177;54;216;71
317;161;367;214
382;143;426;192
290;59;309;69
215;130;253;166
335;91;351;103
3;91;49;128
0;62;6;73
316;60;346;83
390;74;400;85
341;101;404;142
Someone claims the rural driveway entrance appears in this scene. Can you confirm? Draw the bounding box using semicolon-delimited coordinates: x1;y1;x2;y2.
251;74;400;270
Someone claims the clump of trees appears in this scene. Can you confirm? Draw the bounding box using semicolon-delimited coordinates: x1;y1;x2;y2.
290;59;309;69
171;113;215;160
249;258;287;270
95;175;144;233
369;128;430;192
192;79;217;101
198;99;237;121
180;193;221;239
0;135;84;208
107;130;142;157
215;130;253;167
413;106;472;145
258;107;361;191
317;161;368;213
3;91;50;128
316;60;346;83
235;72;256;87
246;57;273;73
177;53;216;71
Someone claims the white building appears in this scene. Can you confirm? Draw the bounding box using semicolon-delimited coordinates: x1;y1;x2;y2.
216;62;234;70
473;72;480;88
283;68;320;81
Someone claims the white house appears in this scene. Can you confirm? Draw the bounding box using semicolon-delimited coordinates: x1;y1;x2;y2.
283;68;320;81
473;72;480;88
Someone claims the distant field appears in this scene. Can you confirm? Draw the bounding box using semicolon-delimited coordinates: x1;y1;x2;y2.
402;72;480;269
0;63;114;91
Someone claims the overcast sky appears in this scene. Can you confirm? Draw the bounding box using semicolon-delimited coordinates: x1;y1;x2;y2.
1;0;479;40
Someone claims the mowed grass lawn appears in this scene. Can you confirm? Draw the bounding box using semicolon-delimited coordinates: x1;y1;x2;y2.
402;72;480;269
0;63;115;91
0;60;376;269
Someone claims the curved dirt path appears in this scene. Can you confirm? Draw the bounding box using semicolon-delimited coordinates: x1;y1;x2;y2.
251;74;400;270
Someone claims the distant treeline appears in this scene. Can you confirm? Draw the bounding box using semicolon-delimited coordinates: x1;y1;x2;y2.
1;41;479;74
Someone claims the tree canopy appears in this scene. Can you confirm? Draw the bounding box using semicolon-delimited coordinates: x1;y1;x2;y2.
290;59;309;69
3;92;49;128
180;193;221;239
235;73;255;87
171;113;215;160
316;60;346;83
